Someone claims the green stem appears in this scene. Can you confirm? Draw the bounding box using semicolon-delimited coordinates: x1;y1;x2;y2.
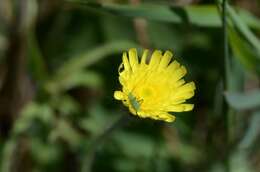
222;0;231;172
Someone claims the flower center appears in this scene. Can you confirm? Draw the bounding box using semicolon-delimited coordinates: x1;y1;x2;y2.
141;87;155;98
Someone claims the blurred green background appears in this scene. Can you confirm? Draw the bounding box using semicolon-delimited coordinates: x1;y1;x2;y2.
0;0;260;172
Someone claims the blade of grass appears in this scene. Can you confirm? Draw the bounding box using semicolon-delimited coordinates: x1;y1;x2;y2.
45;40;137;94
228;27;260;73
227;5;260;56
56;40;137;77
239;111;260;149
225;90;260;110
27;32;48;81
219;0;232;171
65;0;260;29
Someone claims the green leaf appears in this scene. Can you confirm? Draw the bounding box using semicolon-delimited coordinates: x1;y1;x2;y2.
46;40;137;94
27;32;48;81
230;151;254;172
30;138;60;166
227;5;260;56
228;26;260;73
225;90;260;110
70;1;220;27
79;104;118;136
185;5;221;27
56;40;137;76
239;111;260;149
51;95;80;117
67;1;260;29
113;132;155;158
14;103;54;134
0;139;17;172
238;9;260;30
46;70;102;94
49;119;83;149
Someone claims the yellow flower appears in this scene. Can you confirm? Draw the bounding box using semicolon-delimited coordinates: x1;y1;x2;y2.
114;48;196;122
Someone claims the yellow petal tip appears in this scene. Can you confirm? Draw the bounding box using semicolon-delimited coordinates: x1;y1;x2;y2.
184;104;194;111
165;115;176;122
165;50;173;57
114;91;124;100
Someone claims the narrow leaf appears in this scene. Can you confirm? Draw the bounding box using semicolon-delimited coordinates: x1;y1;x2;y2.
56;40;137;77
225;90;260;110
239;111;260;148
228;26;260;73
66;0;260;29
227;5;260;56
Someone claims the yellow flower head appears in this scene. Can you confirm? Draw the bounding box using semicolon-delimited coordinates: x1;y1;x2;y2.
114;48;196;122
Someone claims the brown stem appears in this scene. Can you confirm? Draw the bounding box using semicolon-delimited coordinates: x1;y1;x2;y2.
0;0;33;139
129;0;150;48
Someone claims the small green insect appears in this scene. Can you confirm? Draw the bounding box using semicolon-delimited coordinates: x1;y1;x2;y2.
128;92;140;112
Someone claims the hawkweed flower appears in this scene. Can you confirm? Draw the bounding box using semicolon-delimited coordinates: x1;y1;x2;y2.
114;48;195;122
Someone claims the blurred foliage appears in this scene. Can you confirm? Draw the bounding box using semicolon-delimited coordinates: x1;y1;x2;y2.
0;0;260;172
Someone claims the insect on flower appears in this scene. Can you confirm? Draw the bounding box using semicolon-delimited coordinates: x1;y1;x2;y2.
114;48;196;122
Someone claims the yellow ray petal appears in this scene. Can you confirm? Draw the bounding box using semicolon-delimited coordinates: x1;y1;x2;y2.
114;91;124;100
119;75;126;86
167;60;180;72
152;112;176;122
177;82;196;94
138;111;175;122
149;50;162;70
174;91;195;100
174;79;185;87
165;104;194;112
158;50;173;70
129;48;139;72
172;66;187;81
122;52;131;72
141;49;149;66
169;99;186;105
182;104;194;111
